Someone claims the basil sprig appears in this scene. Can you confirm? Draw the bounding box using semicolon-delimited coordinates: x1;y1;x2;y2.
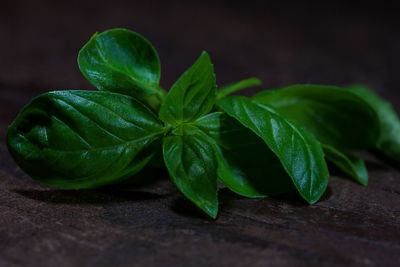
7;28;399;218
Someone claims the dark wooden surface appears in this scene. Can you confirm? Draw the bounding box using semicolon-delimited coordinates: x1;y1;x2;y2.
1;1;400;266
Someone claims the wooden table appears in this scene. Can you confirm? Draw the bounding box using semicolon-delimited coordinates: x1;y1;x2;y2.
1;2;399;266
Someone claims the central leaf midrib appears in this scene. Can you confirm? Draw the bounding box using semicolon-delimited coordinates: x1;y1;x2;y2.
19;130;165;154
64;92;154;133
93;39;158;95
257;102;320;199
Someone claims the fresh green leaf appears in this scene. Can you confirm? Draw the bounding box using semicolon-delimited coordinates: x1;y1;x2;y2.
7;90;165;188
217;78;262;99
195;112;294;197
159;51;216;125
163;125;218;218
253;85;380;150
78;28;165;108
217;96;329;204
322;144;368;186
349;84;400;161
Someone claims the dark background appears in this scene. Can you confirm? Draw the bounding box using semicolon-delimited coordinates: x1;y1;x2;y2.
0;1;400;266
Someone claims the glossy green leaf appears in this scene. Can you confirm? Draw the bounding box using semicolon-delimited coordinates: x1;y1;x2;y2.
217;77;262;99
195;112;294;197
163;125;218;218
159;51;216;125
253;85;380;150
78;29;165;107
349;84;400;161
217;96;329;204
322;144;367;186
7;90;165;188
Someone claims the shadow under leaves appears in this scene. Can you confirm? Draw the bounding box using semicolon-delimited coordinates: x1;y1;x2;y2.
170;197;214;220
15;188;165;205
369;149;400;172
218;186;331;210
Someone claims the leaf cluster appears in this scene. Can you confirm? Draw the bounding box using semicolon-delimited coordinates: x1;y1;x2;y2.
7;29;400;218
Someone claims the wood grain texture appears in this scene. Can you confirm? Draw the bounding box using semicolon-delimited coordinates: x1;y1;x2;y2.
1;1;399;266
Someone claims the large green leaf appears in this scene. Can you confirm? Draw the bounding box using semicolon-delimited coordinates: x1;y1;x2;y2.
159;51;216;125
217;96;329;204
322;144;368;186
195;112;294;198
78;29;165;107
7;90;165;188
163;125;218;218
349;84;400;161
253;85;380;150
217;77;262;99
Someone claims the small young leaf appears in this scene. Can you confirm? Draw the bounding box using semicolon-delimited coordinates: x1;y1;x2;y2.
78;29;165;104
159;51;216;125
322;144;368;186
7;90;165;188
195;112;294;198
349;84;400;161
217;96;329;204
163;126;218;218
217;77;262;99
253;85;380;150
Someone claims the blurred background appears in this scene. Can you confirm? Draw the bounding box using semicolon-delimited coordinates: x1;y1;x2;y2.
0;1;399;136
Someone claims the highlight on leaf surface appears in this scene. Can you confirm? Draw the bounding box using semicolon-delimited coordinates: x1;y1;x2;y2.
163;125;218;218
7;90;165;188
217;96;329;204
194;112;294;198
78;28;165;110
159;51;217;125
